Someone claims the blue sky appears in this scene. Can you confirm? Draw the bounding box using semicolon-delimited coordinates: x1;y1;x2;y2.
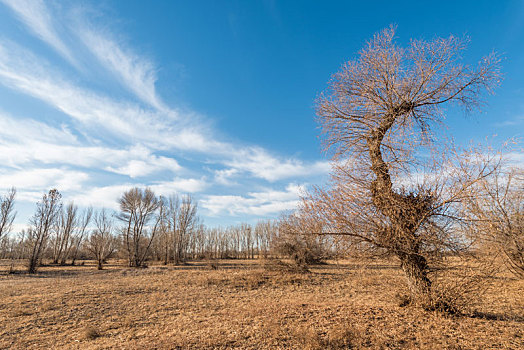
0;0;522;229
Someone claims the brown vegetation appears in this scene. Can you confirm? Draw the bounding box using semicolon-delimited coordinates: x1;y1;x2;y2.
1;258;522;349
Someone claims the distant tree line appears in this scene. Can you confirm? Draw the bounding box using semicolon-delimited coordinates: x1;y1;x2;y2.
0;187;341;272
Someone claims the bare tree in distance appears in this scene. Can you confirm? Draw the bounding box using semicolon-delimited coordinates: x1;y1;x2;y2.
255;220;275;259
173;194;198;264
87;209;118;270
118;187;161;267
69;207;93;266
0;187;16;243
155;196;172;265
51;202;78;265
28;189;62;273
313;26;501;305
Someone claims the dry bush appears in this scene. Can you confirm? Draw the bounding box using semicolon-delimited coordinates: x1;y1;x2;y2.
83;326;101;340
295;322;362;350
463;166;524;278
394;256;498;315
86;209;118;270
206;260;219;270
325;324;359;349
274;212;331;270
262;258;311;274
429;263;495;314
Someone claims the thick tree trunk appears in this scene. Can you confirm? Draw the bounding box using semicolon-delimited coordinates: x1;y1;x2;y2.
366;109;434;303
398;252;432;300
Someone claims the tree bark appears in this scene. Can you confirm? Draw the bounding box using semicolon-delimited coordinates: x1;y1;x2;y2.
398;252;432;298
366;109;433;300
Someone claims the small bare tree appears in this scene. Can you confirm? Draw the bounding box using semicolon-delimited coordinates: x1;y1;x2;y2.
118;187;161;267
313;26;500;304
0;187;16;244
87;209;117;270
28;189;62;273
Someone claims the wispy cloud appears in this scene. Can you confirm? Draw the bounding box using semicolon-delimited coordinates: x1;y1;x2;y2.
0;2;333;224
0;112;183;178
0;40;226;154
77;26;167;111
0;0;76;65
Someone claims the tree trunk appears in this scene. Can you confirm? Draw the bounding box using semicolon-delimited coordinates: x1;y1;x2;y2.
398;252;432;300
366;110;434;303
97;259;103;270
28;257;37;274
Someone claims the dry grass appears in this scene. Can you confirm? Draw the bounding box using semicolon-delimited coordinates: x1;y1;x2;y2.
0;259;523;349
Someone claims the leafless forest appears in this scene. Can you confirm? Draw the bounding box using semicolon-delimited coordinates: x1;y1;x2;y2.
1;27;523;349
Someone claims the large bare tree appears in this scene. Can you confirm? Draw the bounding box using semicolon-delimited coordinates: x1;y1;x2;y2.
313;26;500;303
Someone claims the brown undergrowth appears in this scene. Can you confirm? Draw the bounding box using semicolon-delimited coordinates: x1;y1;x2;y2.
0;259;522;349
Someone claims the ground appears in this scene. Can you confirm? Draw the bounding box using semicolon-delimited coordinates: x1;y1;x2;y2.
0;259;523;349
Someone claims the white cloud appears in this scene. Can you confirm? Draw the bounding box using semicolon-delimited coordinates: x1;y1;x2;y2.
77;26;165;111
150;177;208;194
506;151;524;168
201;183;305;216
0;168;90;203
72;184;131;210
104;152;182;178
226;147;331;181
214;168;239;185
0;112;182;178
0;41;328;180
0;40;230;154
0;0;76;65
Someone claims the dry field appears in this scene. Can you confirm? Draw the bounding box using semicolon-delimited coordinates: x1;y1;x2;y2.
0;259;523;349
